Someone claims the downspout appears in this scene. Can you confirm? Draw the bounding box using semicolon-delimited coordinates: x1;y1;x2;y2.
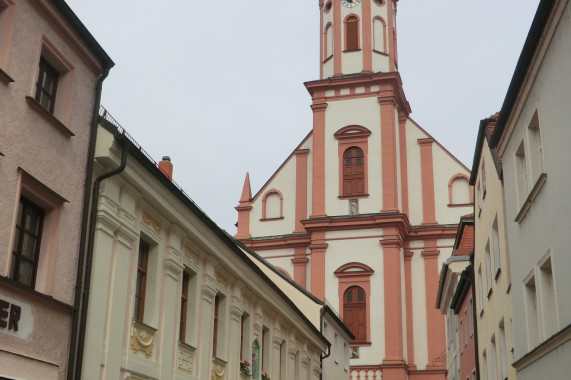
73;134;128;379
470;252;481;380
319;308;331;380
67;66;111;380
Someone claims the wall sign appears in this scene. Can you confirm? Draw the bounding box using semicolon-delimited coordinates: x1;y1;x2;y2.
0;294;32;339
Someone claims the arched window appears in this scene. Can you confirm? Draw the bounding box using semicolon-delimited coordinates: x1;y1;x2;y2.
262;189;284;220
324;23;333;60
343;286;367;342
345;16;359;51
343;147;365;196
373;17;387;53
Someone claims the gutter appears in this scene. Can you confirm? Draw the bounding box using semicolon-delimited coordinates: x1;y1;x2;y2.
319;308;331;380
67;64;112;380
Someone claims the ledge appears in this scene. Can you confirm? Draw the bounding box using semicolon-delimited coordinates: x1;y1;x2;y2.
513;323;571;371
0;275;73;312
0;67;14;84
25;96;75;137
260;217;284;222
338;194;369;200
515;173;547;223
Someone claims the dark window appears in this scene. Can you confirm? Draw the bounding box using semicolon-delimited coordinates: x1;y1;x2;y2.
345;16;359;51
343;147;365;196
180;271;190;341
11;198;44;287
213;295;220;356
134;240;149;321
34;58;59;113
344;286;367;342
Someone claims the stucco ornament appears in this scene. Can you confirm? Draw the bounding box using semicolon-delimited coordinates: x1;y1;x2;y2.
131;320;156;358
142;211;162;235
211;357;226;380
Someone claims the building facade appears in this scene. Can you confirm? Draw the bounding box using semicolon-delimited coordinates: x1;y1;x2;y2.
235;1;473;379
436;216;476;380
489;0;571;378
0;0;112;378
80;115;329;380
470;115;516;380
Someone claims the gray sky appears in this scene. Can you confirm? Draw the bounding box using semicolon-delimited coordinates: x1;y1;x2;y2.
66;0;539;233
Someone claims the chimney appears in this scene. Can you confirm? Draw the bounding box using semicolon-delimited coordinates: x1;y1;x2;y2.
158;156;173;180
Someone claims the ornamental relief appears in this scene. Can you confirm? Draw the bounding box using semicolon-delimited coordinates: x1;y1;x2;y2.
211;357;226;380
184;246;200;268
142;211;162;235
178;343;196;374
130;320;156;358
215;271;228;289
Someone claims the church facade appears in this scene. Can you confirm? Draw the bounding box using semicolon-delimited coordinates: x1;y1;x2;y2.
235;1;473;379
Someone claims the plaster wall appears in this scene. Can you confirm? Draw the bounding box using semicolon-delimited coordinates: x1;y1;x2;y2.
249;155;297;237
498;2;571;372
474;140;516;380
323;96;382;216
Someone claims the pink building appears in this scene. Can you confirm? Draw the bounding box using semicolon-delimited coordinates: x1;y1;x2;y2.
0;0;112;378
235;1;473;379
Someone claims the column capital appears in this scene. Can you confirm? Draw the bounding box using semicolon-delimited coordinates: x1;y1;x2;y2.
310;103;328;112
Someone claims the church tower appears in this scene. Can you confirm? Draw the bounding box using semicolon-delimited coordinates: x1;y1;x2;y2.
236;1;473;379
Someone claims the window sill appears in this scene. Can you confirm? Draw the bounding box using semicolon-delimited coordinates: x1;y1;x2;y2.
515;173;547;223
343;49;362;53
0;275;73;311
447;202;473;208
495;268;502;281
350;341;371;347
372;49;388;56
487;288;493;299
323;55;333;64
0;67;14;84
338;194;369;200
25;96;75;138
260;217;284;222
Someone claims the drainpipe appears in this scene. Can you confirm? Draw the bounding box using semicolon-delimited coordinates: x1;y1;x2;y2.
73;134;128;379
470;254;481;380
67;66;111;380
319;308;331;380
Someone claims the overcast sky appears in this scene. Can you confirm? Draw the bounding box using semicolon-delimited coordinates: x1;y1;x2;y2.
66;0;539;233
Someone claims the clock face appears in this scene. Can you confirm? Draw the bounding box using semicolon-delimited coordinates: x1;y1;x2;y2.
342;0;361;8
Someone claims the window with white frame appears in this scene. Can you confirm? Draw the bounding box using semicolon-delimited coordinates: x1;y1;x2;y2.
524;273;539;349
539;254;557;338
490;335;498;380
515;140;528;208
492;217;501;278
527;110;543;183
499;321;508;380
485;241;492;296
478;266;484;314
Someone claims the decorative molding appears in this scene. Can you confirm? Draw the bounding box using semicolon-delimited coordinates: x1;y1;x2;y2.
184;245;200;269
142;211;162;235
211;357;227;380
215;271;229;289
130;320;156;358
177;341;196;374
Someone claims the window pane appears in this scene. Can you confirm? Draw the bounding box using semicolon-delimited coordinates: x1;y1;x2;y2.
357;289;364;301
347;290;353;302
21;234;38;260
18;261;34;287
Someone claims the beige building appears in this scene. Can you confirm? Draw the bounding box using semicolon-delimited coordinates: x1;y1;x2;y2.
0;0;113;378
470;114;516;380
80;113;332;380
489;0;571;378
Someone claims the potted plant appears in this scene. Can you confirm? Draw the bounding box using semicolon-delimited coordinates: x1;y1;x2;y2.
261;371;270;380
240;360;252;376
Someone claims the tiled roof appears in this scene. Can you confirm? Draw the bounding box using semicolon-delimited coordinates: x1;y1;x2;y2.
453;225;474;256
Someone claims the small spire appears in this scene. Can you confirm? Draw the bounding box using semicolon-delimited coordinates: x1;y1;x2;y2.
240;172;252;202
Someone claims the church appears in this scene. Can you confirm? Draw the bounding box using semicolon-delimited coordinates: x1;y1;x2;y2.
235;1;473;379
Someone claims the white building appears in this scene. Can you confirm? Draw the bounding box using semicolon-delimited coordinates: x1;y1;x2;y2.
79;113;329;380
489;0;571;378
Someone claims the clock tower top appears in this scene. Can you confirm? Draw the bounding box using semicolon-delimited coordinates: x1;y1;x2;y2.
319;0;399;79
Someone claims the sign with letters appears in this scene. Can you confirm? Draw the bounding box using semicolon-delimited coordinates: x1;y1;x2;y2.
0;294;32;339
